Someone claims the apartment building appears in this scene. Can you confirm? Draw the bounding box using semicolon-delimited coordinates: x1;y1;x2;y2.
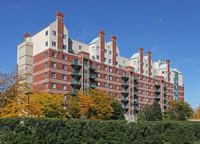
17;12;184;120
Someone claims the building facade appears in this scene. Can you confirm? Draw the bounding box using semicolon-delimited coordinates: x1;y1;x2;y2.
17;12;184;120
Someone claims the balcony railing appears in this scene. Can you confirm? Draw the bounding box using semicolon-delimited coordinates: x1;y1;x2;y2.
71;59;82;67
89;73;96;79
154;95;160;100
70;80;81;86
134;91;139;95
121;98;129;102
121;90;129;94
122;105;129;110
154;82;161;87
134;84;139;88
121;82;129;87
134;77;139;81
89;65;97;70
154;90;160;93
121;73;129;79
71;70;82;76
90;83;96;88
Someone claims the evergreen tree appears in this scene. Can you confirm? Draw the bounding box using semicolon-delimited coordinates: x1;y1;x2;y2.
110;101;125;120
144;101;162;121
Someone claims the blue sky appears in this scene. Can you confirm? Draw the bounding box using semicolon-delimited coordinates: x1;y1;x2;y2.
0;0;199;109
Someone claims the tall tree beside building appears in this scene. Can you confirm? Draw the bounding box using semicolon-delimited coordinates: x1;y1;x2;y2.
144;101;162;121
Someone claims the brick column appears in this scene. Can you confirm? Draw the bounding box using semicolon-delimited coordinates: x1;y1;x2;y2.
56;12;64;52
147;51;151;77
99;30;105;63
138;47;143;74
111;35;116;66
166;60;170;82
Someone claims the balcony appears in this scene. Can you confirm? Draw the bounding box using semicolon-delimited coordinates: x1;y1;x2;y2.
70;90;78;95
135;106;139;111
164;90;167;94
154;82;161;87
71;59;82;67
164;84;167;89
134;91;139;95
89;65;97;70
134;77;139;81
164;96;167;100
154;95;160;100
121;90;129;94
122;105;129;110
71;70;82;77
90;83;96;89
121;73;129;79
134;83;139;88
134;98;139;103
121;97;129;102
89;73;96;79
154;90;160;94
121;82;129;87
70;80;81;86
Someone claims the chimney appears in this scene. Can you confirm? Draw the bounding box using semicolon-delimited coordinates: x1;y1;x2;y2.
111;35;116;66
147;51;151;77
99;30;105;63
138;47;143;74
56;12;64;51
24;33;30;40
166;60;170;82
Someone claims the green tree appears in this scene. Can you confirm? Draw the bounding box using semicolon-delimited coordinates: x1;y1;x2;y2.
137;113;146;121
144;101;162;121
167;100;193;121
110;101;125;120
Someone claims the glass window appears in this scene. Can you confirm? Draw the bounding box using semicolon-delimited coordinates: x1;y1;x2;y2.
116;69;119;74
96;46;100;51
116;85;119;89
45;62;48;68
97;64;100;69
104;83;107;87
97;73;100;77
45;73;47;78
109;59;112;63
45;31;48;36
45;41;48;46
104;49;107;53
62;75;66;80
104;66;107;71
52;41;56;47
52;52;56;57
45;52;48;57
116;53;118;57
97;55;99;59
109;68;112;72
116;61;118;65
109;76;112;80
97;82;100;86
62;85;66;90
92;46;95;51
63;65;66;70
52;73;56;78
79;46;82;50
52;30;56;36
45;83;47;88
63;45;66;50
52;83;56;89
63;34;67;39
109;51;112;54
104;74;107;79
63;55;67;60
104;58;107;62
52;62;56;68
109;84;112;88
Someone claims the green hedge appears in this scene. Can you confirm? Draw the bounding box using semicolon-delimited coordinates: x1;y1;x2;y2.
0;117;200;144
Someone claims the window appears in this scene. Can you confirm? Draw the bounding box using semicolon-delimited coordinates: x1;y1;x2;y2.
97;82;100;86
52;73;56;78
45;41;48;46
104;58;107;62
45;31;48;36
52;52;56;57
52;30;56;36
151;79;153;82
143;98;145;101
45;52;48;57
143;84;145;87
45;73;48;78
104;83;107;87
146;84;148;88
146;91;148;95
162;71;164;74
123;60;126;64
109;51;112;55
52;83;56;88
96;46;100;51
62;85;66;90
116;93;119;97
151;92;153;96
63;65;66;70
116;85;119;89
143;77;145;80
52;62;56;68
45;83;48;88
91;55;95;60
138;68;140;72
52;41;56;47
109;84;112;88
97;55;99;59
146;78;148;81
63;55;67;60
116;53;118;57
109;68;112;72
109;76;112;80
97;73;100;78
151;99;153;102
143;91;145;94
63;34;66;39
45;62;48;68
63;45;66;50
97;64;100;69
104;49;107;53
116;69;119;74
151;86;153;89
133;61;136;65
116;77;119;81
92;46;95;51
79;46;82;50
116;61;118;65
104;74;107;79
146;71;148;74
146;64;148;67
62;75;66;80
146;98;148;102
109;59;112;63
104;66;107;71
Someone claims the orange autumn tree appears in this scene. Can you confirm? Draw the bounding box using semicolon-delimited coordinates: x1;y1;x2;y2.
191;106;200;119
68;89;115;120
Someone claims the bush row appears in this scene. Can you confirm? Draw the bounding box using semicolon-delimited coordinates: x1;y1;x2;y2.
0;117;200;144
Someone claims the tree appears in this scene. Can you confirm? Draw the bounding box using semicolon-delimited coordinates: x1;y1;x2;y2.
167;100;193;121
137;113;146;121
110;101;125;120
68;89;114;120
144;101;162;121
190;106;200;119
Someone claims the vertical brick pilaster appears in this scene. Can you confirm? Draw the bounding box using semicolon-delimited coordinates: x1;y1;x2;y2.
99;30;105;63
147;51;151;77
166;60;170;82
111;35;116;66
138;47;143;74
56;12;64;52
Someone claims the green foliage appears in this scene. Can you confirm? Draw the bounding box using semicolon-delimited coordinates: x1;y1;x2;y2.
1;117;200;144
144;101;162;121
162;114;171;121
136;113;146;121
168;100;194;121
110;101;125;120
